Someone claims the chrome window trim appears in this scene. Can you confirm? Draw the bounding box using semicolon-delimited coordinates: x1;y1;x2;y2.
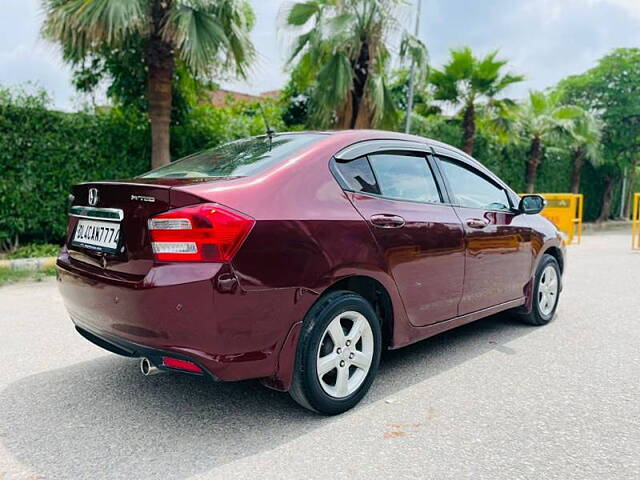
346;189;455;207
69;205;124;221
334;139;429;161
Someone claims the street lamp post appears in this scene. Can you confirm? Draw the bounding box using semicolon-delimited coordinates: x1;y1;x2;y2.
404;0;422;134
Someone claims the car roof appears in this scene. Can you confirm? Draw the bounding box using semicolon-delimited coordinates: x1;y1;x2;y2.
233;129;471;161
313;129;519;203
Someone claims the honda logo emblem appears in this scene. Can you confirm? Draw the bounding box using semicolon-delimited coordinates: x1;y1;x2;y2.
88;188;99;206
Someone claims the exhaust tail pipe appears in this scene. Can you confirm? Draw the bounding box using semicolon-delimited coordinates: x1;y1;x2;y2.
140;357;161;376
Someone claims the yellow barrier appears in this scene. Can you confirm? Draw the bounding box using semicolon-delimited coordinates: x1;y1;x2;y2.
632;193;640;250
521;193;583;245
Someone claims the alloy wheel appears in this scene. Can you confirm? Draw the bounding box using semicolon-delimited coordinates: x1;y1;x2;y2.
316;311;374;398
538;264;559;316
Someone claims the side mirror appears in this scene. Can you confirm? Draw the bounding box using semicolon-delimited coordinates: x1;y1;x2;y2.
519;195;546;215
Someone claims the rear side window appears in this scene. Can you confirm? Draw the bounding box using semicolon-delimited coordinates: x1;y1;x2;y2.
334;157;381;194
139;134;325;179
438;158;511;211
368;153;442;203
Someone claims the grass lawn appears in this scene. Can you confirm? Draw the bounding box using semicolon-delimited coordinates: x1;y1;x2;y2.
0;266;56;287
2;244;61;260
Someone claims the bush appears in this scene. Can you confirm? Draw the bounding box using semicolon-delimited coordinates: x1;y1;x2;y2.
0;87;284;245
0;266;56;287
0;85;632;246
171;99;285;158
4;243;61;259
0;90;150;245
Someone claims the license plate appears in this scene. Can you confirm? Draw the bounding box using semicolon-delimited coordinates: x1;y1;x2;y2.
72;219;121;254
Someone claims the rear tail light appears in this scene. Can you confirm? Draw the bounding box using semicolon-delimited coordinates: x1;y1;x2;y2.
148;203;254;262
162;356;203;373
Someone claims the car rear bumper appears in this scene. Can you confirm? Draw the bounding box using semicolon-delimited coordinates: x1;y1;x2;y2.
73;322;216;378
56;251;306;384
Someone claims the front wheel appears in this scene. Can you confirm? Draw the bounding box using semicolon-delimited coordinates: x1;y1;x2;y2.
289;290;382;415
519;253;562;326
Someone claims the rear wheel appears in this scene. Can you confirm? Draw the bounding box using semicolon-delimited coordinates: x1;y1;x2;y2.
289;290;382;415
519;254;561;326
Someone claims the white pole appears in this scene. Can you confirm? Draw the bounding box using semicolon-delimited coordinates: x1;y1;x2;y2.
404;0;422;134
619;168;627;218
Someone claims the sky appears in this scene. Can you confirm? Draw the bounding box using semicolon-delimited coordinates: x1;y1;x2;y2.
1;0;639;110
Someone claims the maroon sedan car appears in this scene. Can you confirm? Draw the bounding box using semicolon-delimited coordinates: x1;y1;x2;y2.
57;130;564;414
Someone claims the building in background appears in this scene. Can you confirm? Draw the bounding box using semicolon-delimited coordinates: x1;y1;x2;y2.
208;89;280;107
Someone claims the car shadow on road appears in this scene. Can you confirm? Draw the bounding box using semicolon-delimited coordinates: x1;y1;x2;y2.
0;312;538;479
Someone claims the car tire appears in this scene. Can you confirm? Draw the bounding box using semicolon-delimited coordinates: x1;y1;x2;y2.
519;253;562;326
289;290;382;415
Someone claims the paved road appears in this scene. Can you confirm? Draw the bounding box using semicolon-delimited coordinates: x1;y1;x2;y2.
1;231;639;480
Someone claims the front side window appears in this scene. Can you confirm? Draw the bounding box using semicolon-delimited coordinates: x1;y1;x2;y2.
368;153;442;203
438;158;511;211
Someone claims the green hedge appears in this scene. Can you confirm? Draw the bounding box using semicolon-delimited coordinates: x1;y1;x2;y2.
0;103;150;245
4;243;61;259
0;91;284;245
171;101;285;159
0;90;630;246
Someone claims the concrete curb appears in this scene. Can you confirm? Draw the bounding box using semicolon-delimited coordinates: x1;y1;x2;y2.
583;220;633;233
0;257;57;271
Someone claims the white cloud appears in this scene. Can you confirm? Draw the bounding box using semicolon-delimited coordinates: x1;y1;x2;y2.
0;43;77;109
0;0;79;110
600;0;640;20
219;0;289;94
1;0;638;110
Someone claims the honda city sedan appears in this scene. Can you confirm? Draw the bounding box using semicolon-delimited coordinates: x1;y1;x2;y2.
57;130;564;414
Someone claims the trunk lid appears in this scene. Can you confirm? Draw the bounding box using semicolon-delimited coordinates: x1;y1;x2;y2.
67;180;208;277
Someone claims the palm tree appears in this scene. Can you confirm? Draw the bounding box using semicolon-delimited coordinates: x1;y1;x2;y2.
42;0;255;169
567;110;603;194
281;0;427;129
430;47;523;155
518;90;582;193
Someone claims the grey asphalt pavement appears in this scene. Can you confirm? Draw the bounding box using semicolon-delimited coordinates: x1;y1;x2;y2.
1;231;639;480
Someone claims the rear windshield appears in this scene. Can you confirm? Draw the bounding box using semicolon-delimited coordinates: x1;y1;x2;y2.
139;134;325;179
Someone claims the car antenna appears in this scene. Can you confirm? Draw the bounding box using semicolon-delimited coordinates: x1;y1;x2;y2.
257;103;276;150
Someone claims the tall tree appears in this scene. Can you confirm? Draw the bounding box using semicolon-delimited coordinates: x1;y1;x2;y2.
558;48;640;220
42;0;255;169
281;0;427;129
517;90;581;193
430;47;523;155
388;68;440;119
567;110;603;194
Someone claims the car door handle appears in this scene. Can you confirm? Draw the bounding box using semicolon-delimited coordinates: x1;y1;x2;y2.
466;218;489;229
370;214;406;229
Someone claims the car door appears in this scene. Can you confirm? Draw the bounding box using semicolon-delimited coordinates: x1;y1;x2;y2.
434;153;533;315
333;150;465;327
